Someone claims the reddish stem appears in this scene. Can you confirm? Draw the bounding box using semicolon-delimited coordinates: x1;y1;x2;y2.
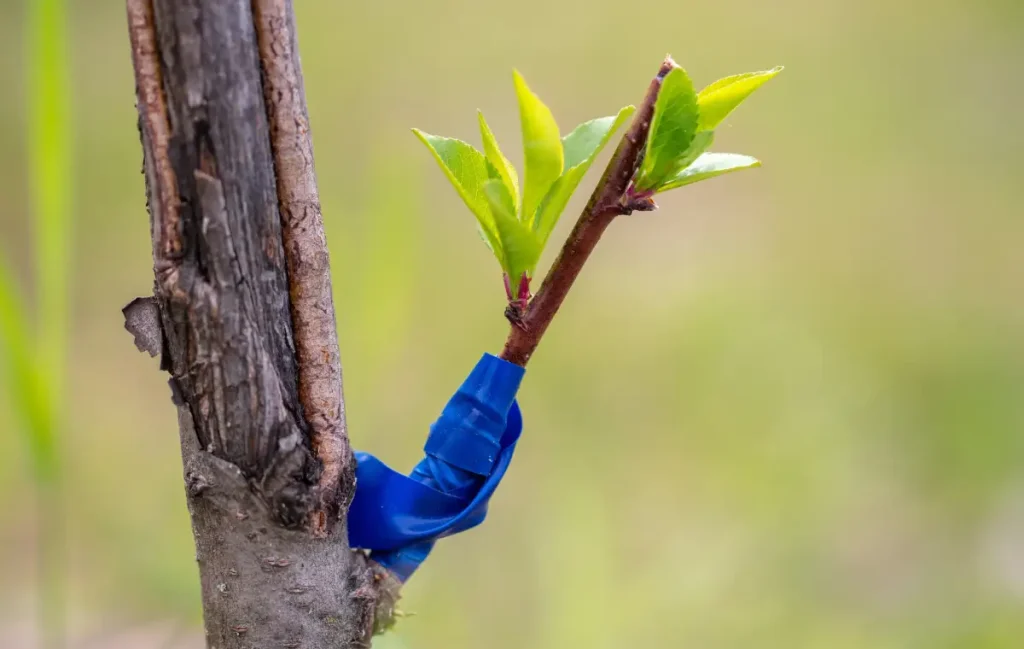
499;57;677;367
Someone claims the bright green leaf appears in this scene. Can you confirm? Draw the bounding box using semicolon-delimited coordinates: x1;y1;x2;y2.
485;172;517;218
697;71;762;97
513;70;563;223
666;130;714;179
697;66;782;131
560;106;635;171
412;129;504;264
635;67;699;193
477;111;520;214
532;105;635;246
655;152;762;193
484;180;542;296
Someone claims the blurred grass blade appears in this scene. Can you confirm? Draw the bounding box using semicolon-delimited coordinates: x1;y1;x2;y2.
0;260;64;649
29;0;72;404
25;0;71;646
0;263;55;480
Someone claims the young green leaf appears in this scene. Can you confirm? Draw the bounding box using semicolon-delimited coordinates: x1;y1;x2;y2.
655;152;762;193
484;172;517;219
560;106;635;171
513;70;563;223
665;130;714;180
477;111;520;214
484;180;541;296
634;67;699;193
697;66;782;131
532;105;635;246
412;129;504;263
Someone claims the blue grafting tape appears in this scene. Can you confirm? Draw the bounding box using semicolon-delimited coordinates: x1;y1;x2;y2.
347;353;525;581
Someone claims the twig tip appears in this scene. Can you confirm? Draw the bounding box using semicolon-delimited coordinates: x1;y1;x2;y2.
660;55;679;76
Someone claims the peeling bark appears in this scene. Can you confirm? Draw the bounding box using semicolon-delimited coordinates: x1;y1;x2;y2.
125;0;386;645
252;0;353;534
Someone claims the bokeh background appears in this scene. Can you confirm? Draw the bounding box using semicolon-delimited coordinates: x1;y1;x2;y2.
2;0;1023;647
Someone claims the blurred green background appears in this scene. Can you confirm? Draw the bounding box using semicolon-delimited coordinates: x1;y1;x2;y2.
1;0;1023;647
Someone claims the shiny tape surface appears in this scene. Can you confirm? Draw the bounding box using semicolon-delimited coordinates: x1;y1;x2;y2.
347;353;525;580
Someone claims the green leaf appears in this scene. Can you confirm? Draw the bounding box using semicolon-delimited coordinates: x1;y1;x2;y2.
484;180;541;296
513;70;563;223
560;106;635;171
477;111;520;214
697;66;782;131
655;152;762;193
635;67;699;193
412;129;504;264
665;130;714;179
485;172;517;218
532;105;635;246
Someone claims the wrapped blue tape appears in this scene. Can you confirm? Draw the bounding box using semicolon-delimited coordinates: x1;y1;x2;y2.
347;353;525;581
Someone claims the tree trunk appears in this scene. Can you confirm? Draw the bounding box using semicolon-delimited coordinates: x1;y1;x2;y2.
123;0;394;646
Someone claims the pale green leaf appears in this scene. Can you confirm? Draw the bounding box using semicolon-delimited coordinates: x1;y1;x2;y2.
412;129;504;264
477;111;519;214
655;152;762;193
635;67;699;193
698;71;762;97
532;105;635;246
697;66;782;131
560;106;635;171
485;172;517;218
484;180;542;297
513;70;563;223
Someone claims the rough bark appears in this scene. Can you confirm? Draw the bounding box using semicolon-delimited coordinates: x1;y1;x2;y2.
124;0;391;646
252;0;354;534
